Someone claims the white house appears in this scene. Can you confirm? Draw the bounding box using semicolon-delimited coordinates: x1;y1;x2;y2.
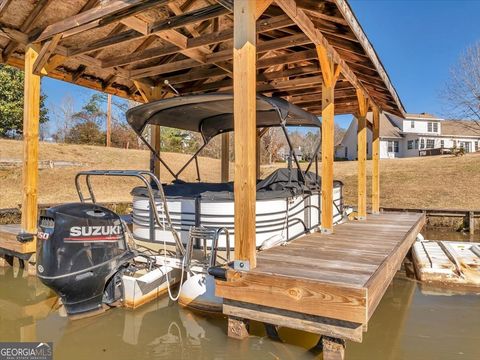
335;112;480;160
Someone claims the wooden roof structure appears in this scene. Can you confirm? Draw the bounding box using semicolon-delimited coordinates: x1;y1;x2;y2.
0;0;405;117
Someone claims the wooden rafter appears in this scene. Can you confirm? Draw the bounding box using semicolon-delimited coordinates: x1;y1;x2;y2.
130;39;316;80
255;0;274;19
0;0;404;117
101;14;294;69
148;4;229;34
32;34;62;75
2;0;54;61
0;0;13;18
275;0;378;110
36;0;170;42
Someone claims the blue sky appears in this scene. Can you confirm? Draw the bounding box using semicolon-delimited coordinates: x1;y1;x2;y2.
41;0;480;132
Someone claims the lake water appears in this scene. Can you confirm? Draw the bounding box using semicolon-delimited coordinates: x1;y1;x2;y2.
0;265;479;360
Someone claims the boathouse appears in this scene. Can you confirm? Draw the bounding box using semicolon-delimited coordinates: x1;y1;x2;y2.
0;1;425;358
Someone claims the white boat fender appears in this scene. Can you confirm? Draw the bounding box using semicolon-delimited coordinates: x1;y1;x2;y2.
260;233;287;250
178;273;223;313
416;233;425;242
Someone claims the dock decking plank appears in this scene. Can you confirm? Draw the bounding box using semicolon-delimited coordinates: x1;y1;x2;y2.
0;224;35;254
216;212;426;326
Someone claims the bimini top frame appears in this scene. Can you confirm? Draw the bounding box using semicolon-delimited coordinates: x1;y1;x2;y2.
126;93;322;181
126;94;321;141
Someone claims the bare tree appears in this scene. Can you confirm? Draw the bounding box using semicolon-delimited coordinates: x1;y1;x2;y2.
442;41;480;128
261;127;284;164
51;94;75;142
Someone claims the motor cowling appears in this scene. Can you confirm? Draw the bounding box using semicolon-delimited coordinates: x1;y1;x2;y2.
36;203;134;316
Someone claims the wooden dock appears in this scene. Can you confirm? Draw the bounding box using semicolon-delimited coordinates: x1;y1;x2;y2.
216;212;425;346
0;224;35;255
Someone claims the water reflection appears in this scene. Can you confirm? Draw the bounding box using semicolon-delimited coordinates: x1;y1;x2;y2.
422;229;480;242
0;267;479;360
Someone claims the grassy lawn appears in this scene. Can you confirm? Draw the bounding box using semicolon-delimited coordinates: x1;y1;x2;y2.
1;139;479;210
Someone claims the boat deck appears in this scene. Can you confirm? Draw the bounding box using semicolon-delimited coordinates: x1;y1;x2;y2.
216;212;425;342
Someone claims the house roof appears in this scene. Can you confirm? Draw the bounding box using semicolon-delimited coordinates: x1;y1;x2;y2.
441;120;480;137
0;0;405;117
365;112;402;139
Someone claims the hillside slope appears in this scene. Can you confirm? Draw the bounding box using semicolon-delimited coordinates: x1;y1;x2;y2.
1;139;479;209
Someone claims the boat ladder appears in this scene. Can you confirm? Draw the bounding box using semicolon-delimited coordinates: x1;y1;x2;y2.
184;226;231;272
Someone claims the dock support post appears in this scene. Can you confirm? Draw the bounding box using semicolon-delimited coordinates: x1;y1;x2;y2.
21;44;41;251
322;336;346;360
228;316;250;339
469;211;475;235
371;106;380;214
356;89;369;220
316;45;341;233
221;133;230;182
233;0;257;268
133;81;162;179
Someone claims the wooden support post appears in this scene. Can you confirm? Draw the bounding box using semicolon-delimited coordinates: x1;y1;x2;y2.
322;336;346;360
356;89;369;220
133;81;162;179
221;133;230;182
317;45;341;233
228;316;249;339
372;106;380;214
233;0;257;268
21;45;41;251
106;93;112;147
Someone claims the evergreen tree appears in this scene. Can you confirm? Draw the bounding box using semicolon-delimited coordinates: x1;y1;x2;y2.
0;64;49;137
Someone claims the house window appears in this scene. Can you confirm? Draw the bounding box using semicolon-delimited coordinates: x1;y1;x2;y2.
427;122;438;133
420;139;425;149
440;140;444;148
475;141;479;151
388;141;399;153
415;139;419;149
453;140;457;147
345;147;348;158
407;140;413;150
411;120;415;128
460;142;471;152
426;139;435;148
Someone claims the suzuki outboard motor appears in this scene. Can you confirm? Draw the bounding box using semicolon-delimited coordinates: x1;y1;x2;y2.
36;203;135;316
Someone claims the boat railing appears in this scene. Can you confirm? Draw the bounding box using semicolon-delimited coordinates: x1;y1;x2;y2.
74;170;185;256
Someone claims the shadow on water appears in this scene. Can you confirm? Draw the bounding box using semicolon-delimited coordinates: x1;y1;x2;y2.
0;265;479;359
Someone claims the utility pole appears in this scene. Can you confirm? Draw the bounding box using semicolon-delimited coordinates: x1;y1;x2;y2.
106;94;112;147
